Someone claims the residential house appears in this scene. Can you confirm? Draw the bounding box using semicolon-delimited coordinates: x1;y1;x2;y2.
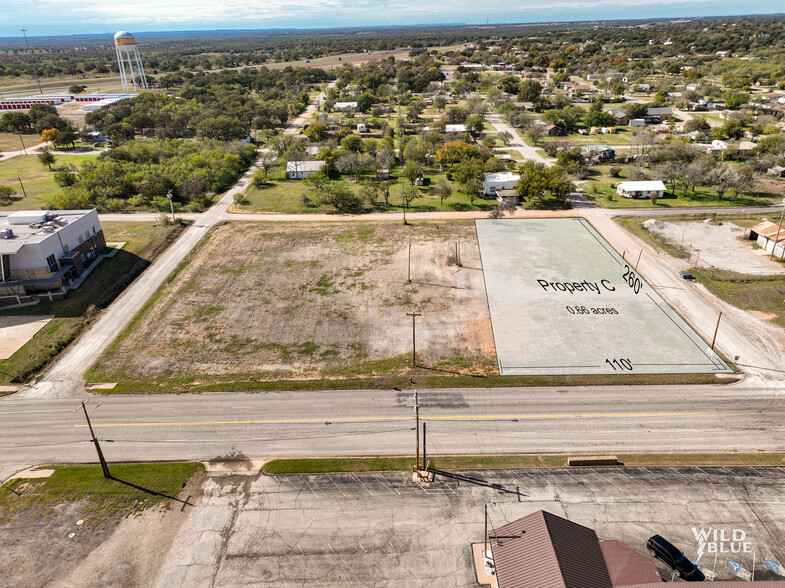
376;169;390;181
616;180;666;199
766;165;785;178
483;171;520;196
646;107;673;121
285;160;325;179
544;124;565;136
333;101;357;112
604;107;628;125
445;124;467;134
738;141;758;153
582;144;616;162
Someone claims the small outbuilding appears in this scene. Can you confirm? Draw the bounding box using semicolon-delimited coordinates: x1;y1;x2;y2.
749;220;785;259
616;180;666;199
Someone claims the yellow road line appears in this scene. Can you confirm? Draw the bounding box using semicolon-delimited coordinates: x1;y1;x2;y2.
77;411;757;428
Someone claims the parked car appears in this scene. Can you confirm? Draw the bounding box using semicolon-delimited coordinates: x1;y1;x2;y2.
647;535;704;581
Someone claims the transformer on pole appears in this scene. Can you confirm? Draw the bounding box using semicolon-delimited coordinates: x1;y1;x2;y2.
114;31;148;92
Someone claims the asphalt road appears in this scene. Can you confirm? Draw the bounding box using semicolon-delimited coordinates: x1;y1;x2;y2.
2;385;784;481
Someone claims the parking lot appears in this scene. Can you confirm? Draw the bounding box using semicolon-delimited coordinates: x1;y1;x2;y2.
155;466;785;586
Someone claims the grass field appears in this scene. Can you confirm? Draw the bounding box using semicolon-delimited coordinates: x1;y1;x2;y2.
261;452;785;474
0;462;203;526
692;268;785;328
0;133;41;154
0;154;87;210
0;221;188;384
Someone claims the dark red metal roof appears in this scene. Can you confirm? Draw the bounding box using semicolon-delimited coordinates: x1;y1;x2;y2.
491;510;613;588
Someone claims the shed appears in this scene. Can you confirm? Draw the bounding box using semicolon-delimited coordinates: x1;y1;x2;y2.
748;220;785;259
616;181;666;199
445;124;467;134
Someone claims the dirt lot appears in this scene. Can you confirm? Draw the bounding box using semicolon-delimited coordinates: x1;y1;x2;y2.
92;221;494;386
645;218;785;275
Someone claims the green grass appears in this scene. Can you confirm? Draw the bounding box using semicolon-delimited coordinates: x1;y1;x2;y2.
692;267;785;328
89;370;734;395
262;452;785;474
0;221;188;385
0;462;203;526
233;166;495;215
0;154;87;210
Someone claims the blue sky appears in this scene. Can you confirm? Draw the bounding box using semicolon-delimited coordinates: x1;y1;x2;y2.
1;0;782;38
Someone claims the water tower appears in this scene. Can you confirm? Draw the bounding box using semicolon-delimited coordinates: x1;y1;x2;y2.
114;30;148;92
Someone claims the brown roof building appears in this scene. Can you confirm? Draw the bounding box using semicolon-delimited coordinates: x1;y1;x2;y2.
489;511;782;588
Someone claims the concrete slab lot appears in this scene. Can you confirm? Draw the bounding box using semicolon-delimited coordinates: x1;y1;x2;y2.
476;218;731;376
156;467;785;586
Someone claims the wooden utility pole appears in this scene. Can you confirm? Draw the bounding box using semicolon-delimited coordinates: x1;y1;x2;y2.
407;238;413;282
769;205;785;262
484;504;489;554
406;311;421;366
422;422;427;469
407;390;424;472
711;311;722;350
17;177;27;199
78;400;110;478
397;65;407;225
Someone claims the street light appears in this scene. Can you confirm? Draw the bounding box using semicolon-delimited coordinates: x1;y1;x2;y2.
166;189;176;224
21;28;43;95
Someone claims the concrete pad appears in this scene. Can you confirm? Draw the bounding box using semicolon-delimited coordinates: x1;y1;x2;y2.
475;218;731;376
9;467;54;479
0;315;53;360
85;383;117;390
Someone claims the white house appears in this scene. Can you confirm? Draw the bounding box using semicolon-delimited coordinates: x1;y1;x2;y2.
0;209;105;307
334;101;357;112
445;124;467;134
749;220;785;259
483;172;520;196
286;160;325;179
711;140;729;150
357;123;367;133
616;180;666;199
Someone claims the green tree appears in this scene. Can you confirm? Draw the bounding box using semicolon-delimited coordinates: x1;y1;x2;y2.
38;148;55;170
434;180;452;204
341;134;365;153
303;121;329;142
320;183;364;212
0;185;18;205
517;79;542;102
584;101;616;128
68;84;86;94
403;160;424;186
498;75;519;95
625;103;649;120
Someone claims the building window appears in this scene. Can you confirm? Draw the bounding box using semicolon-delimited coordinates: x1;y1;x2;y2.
92;226;97;235
78;234;84;244
46;254;58;273
62;244;69;254
85;231;90;241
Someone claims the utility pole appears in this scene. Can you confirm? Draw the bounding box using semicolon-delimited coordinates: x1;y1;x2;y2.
406;311;421;367
407;237;413;282
18;177;27;199
18;135;27;156
21;29;43;95
484;504;489;554
422;422;427;469
680;222;687;248
78;400;110;478
635;249;642;270
407;390;424;472
769;204;785;262
711;311;722;350
455;235;462;266
166;189;176;224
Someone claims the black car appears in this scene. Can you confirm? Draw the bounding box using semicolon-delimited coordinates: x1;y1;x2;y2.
647;535;705;581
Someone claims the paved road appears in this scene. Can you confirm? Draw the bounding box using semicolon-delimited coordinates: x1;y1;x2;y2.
486;112;551;165
2;385;784;481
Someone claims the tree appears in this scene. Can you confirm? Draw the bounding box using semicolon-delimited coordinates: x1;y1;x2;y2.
407;100;425;122
303;121;329;142
68;84;86;94
303;170;330;197
0;111;32;133
336;151;372;181
584;101;616;128
516;161;573;205
41;128;60;146
38;148;55;170
525;125;545;146
270;134;297;157
403;161;424;186
433;96;447;112
357;91;375;113
435;140;486;166
498;75;519;95
722;91;749;110
465;115;485;139
341;134;365;153
251;169;268;188
53;165;78;188
706;164;737;199
721;118;744;140
625;102;649;120
320;183;364;212
517;79;542;102
684;117;711;133
434;180;452;204
498;131;513;145
362;180;392;206
543;106;581;133
0;185;18;205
